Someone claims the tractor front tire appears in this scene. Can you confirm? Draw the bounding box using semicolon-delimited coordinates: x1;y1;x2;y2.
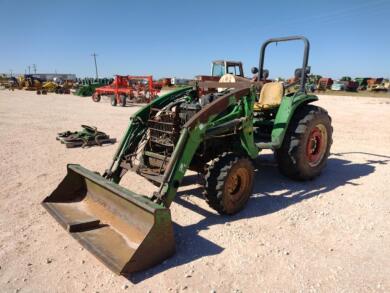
203;153;254;215
275;105;333;180
111;96;117;106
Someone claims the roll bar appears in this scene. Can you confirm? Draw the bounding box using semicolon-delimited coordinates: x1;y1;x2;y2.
258;36;310;92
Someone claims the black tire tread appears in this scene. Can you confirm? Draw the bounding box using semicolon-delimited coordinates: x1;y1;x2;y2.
92;93;101;102
275;105;333;180
203;152;253;214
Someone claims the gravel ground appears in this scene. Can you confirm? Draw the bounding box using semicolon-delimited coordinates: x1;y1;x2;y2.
0;90;389;292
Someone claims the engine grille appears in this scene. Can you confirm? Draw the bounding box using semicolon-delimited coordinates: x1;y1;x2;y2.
148;108;179;147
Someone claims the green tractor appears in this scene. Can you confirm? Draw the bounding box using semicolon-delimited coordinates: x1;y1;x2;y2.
73;78;112;97
42;36;332;275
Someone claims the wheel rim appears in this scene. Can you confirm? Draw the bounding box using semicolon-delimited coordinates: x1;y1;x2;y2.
224;167;250;205
306;123;328;167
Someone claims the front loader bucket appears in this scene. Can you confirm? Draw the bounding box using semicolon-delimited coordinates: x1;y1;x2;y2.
42;164;175;275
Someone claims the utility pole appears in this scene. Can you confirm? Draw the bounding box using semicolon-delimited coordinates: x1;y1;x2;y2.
28;65;31;74
9;69;13;77
91;53;99;80
32;64;37;74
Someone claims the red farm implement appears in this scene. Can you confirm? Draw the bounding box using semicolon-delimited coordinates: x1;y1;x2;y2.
317;77;333;91
92;75;163;106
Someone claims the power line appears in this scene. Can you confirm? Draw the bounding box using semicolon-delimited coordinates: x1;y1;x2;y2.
258;0;389;32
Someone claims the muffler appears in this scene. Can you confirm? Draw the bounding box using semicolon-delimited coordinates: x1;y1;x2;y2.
42;164;175;274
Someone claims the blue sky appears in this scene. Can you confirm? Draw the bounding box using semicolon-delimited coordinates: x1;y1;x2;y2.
1;0;389;79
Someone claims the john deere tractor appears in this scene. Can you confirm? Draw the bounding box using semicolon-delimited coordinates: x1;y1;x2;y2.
43;36;332;275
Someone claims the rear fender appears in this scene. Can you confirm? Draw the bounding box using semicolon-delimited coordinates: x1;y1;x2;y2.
271;93;318;147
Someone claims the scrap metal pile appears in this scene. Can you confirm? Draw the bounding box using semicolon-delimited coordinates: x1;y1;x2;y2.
56;125;116;148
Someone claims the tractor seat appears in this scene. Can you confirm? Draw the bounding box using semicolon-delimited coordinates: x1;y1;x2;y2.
254;82;284;111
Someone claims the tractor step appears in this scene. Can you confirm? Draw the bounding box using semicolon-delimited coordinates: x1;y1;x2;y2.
255;141;279;149
144;151;170;161
138;171;164;184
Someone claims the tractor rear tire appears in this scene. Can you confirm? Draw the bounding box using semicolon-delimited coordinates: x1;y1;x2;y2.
203;153;254;215
275;105;332;180
111;96;117;106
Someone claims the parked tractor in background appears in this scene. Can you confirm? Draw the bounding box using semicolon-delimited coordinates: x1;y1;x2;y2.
384;79;390;91
43;36;333;275
196;60;244;82
367;78;388;92
55;80;74;94
0;74;9;89
22;75;43;92
339;76;358;91
355;77;370;90
38;81;58;94
195;60;247;94
73;78;112;97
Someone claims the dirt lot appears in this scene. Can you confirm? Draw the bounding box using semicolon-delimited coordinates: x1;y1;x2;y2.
0;90;389;293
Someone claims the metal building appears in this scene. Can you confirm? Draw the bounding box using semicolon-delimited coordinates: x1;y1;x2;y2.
31;73;77;81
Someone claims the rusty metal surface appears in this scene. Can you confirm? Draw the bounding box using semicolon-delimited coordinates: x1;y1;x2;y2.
194;75;220;82
193;80;263;89
42;164;175;274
